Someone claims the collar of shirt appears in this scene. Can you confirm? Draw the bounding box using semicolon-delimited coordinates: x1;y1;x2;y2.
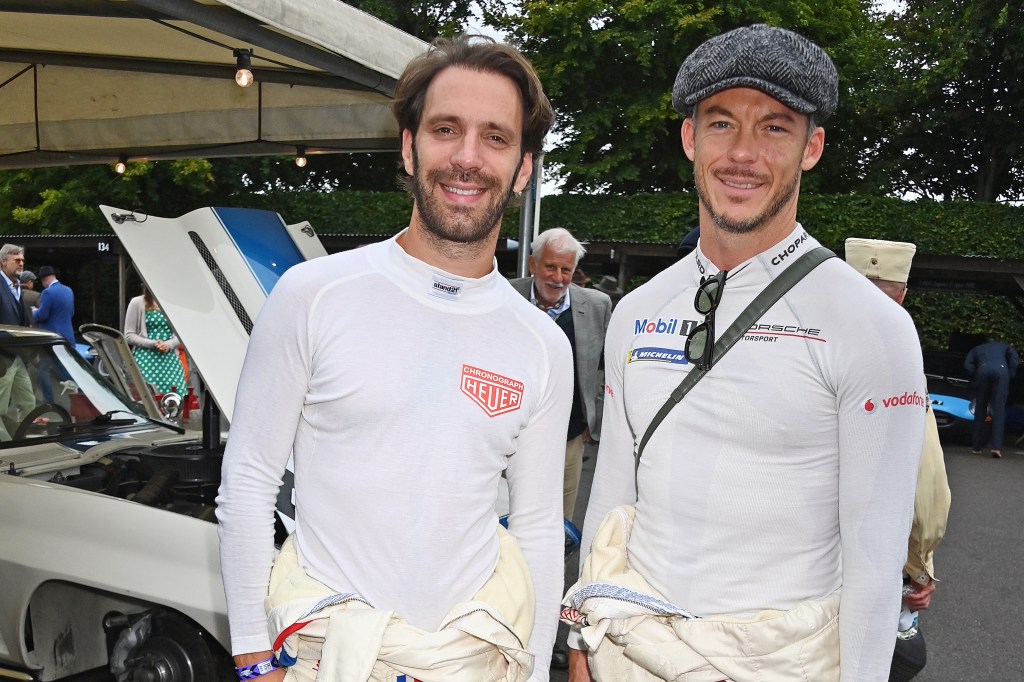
4;273;19;299
530;281;571;319
691;223;818;287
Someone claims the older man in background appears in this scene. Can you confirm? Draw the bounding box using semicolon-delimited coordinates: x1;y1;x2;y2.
846;237;952;681
511;227;612;522
19;271;40;313
0;244;35;438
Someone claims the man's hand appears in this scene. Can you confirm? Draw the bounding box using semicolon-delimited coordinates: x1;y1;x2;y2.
904;579;937;611
568;647;592;682
233;651;286;682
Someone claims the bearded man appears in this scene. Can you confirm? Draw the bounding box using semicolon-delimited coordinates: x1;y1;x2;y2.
565;25;926;682
218;35;571;682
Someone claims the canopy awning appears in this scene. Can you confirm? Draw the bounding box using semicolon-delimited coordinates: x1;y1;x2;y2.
0;0;428;169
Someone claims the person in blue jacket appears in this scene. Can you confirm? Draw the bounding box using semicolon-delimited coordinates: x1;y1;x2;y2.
964;338;1020;458
32;265;75;344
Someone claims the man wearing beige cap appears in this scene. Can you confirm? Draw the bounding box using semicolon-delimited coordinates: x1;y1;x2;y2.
566;25;926;682
845;237;951;681
844;238;917;304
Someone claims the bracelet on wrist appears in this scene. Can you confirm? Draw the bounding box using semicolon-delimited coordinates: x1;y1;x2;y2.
236;656;280;680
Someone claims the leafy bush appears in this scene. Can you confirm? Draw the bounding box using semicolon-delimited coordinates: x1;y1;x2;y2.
249;190;1024;260
246;189;1024;353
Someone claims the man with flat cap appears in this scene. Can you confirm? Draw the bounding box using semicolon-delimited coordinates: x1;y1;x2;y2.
18;271;40;313
846;238;951;680
565;25;926;681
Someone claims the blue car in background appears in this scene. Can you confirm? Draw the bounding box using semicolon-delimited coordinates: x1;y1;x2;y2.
927;373;1024;444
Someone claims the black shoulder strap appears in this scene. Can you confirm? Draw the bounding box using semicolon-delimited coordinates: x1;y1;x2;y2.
635;246;836;467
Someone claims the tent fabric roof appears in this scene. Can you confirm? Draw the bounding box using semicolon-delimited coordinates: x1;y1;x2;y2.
0;0;428;169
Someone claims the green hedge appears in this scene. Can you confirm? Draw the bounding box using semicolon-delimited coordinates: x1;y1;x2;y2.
248;190;1024;259
246;189;1024;355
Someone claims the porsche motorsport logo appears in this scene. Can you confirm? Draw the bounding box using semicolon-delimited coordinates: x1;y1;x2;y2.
460;364;524;417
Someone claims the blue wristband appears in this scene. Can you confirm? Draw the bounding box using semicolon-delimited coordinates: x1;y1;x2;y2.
236;656;280;680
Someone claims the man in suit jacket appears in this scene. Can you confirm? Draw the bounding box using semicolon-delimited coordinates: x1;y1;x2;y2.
33;265;75;344
0;244;35;438
19;271;40;314
510;228;612;521
0;244;29;327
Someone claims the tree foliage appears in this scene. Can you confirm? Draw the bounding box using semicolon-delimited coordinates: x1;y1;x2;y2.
0;161;221;234
492;0;884;195
255;0;487;192
0;1;484;233
872;1;1024;202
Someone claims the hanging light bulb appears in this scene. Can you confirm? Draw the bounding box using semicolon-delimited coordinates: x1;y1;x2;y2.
295;146;308;168
234;48;254;87
114;154;128;174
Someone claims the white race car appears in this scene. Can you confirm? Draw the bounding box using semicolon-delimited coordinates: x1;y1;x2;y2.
0;206;322;681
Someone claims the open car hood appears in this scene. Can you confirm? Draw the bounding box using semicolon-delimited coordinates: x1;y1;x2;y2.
101;205;327;422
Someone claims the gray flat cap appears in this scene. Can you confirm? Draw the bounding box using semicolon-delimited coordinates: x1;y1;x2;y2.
673;24;838;122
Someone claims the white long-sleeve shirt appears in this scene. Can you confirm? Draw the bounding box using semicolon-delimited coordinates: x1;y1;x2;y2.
574;225;925;681
216;233;573;680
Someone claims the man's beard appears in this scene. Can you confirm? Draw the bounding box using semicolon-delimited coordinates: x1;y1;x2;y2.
694;165;800;235
410;147;521;245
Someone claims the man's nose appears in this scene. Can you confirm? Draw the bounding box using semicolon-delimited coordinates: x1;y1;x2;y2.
451;135;483;171
727;128;758;163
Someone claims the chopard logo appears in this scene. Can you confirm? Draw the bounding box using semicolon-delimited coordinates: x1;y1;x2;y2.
771;231;809;266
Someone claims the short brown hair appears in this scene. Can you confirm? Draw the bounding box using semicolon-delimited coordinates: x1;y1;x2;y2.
392;34;554;156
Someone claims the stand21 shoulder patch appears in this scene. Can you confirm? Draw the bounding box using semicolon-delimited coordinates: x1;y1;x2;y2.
460;365;524;417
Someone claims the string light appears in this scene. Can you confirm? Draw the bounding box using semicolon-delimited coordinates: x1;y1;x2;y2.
295;146;308;168
234;48;254;88
114;153;128;174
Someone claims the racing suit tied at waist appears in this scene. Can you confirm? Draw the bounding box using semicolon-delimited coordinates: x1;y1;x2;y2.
267;526;535;682
562;506;841;681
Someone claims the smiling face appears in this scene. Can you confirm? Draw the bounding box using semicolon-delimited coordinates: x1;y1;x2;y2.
402;66;534;247
682;87;824;241
528;244;577;309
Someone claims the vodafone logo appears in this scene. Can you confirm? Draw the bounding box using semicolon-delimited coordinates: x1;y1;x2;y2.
882;391;927;409
862;391;926;415
460;365;524;417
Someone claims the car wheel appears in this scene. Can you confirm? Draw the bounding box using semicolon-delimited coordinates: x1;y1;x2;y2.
107;610;231;682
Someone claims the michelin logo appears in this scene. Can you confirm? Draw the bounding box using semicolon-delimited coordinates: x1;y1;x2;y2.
628;347;688;364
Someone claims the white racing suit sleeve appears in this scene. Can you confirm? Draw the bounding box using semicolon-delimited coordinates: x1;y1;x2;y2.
506;333;574;682
216;270;311;655
835;303;925;681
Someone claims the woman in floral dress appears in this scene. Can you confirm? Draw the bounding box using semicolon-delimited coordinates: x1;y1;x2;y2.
123;285;185;398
